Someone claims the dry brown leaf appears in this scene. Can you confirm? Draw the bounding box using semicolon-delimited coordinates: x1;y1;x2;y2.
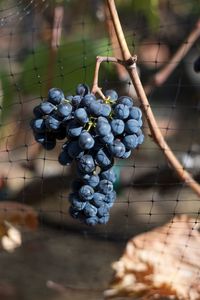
0;201;38;236
0;201;38;252
105;215;200;300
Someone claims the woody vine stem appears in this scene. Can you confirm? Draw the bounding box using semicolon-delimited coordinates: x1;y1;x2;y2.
92;0;200;197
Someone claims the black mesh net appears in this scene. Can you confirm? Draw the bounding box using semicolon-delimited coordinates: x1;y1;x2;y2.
0;0;199;299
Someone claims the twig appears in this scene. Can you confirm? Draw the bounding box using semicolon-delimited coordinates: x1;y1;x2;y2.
144;19;200;95
104;5;127;81
104;4;138;99
91;56;106;99
91;55;126;98
104;0;200;197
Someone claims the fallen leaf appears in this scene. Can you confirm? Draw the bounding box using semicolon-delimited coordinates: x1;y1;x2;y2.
0;201;38;231
105;215;200;300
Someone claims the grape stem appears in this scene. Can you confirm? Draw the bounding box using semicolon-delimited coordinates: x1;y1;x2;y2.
93;0;200;197
91;55;137;98
91;56;107;99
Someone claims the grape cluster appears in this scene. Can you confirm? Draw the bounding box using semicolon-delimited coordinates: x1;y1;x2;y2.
30;84;144;225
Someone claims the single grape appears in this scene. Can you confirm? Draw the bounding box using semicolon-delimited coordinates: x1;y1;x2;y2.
67;120;83;137
100;168;116;183
97;204;109;218
34;133;45;144
33;105;43;118
79;131;95;150
125;119;140;134
105;89;118;101
40;102;56;115
95;148;113;169
137;133;145;145
88;101;102;116
62;115;74;126
58;150;73;166
100;132;114;144
123;134;138;150
101;104;112;117
98;215;109;224
110;119;125;135
45;115;60;131
77;154;95;173
85;216;99;226
82;93;96;107
34;133;56;149
79;185;94;201
104;190;116;207
30;118;45;133
109;140;126;158
82;174;100;188
71;198;86;211
114;104;129;119
136;128;143;136
76;83;90;96
92;192;105;207
99;179;113;194
48;88;64;105
138;119;143;127
96;117;111;136
84;203;98;217
57;102;72;118
121;149;131;159
74;108;89;124
67;141;84;159
72;95;82;107
65;95;73;102
118;96;133;108
42;137;56;150
129;107;142;120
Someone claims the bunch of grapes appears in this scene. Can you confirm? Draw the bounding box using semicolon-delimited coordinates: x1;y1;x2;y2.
30;84;144;225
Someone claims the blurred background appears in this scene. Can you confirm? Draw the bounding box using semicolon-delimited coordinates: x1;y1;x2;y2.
0;0;199;299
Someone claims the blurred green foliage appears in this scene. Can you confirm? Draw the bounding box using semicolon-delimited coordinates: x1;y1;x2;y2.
19;38;113;96
0;71;14;122
0;0;200;121
117;0;160;31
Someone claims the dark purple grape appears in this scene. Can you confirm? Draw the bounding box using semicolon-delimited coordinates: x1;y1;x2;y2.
48;88;64;105
105;89;118;101
76;83;90;96
40;102;56;115
30;118;45;133
58;150;73;166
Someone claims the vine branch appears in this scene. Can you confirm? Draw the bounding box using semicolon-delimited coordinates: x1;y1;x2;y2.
101;0;200;197
91;55;129;98
144;19;200;95
105;4;200;98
